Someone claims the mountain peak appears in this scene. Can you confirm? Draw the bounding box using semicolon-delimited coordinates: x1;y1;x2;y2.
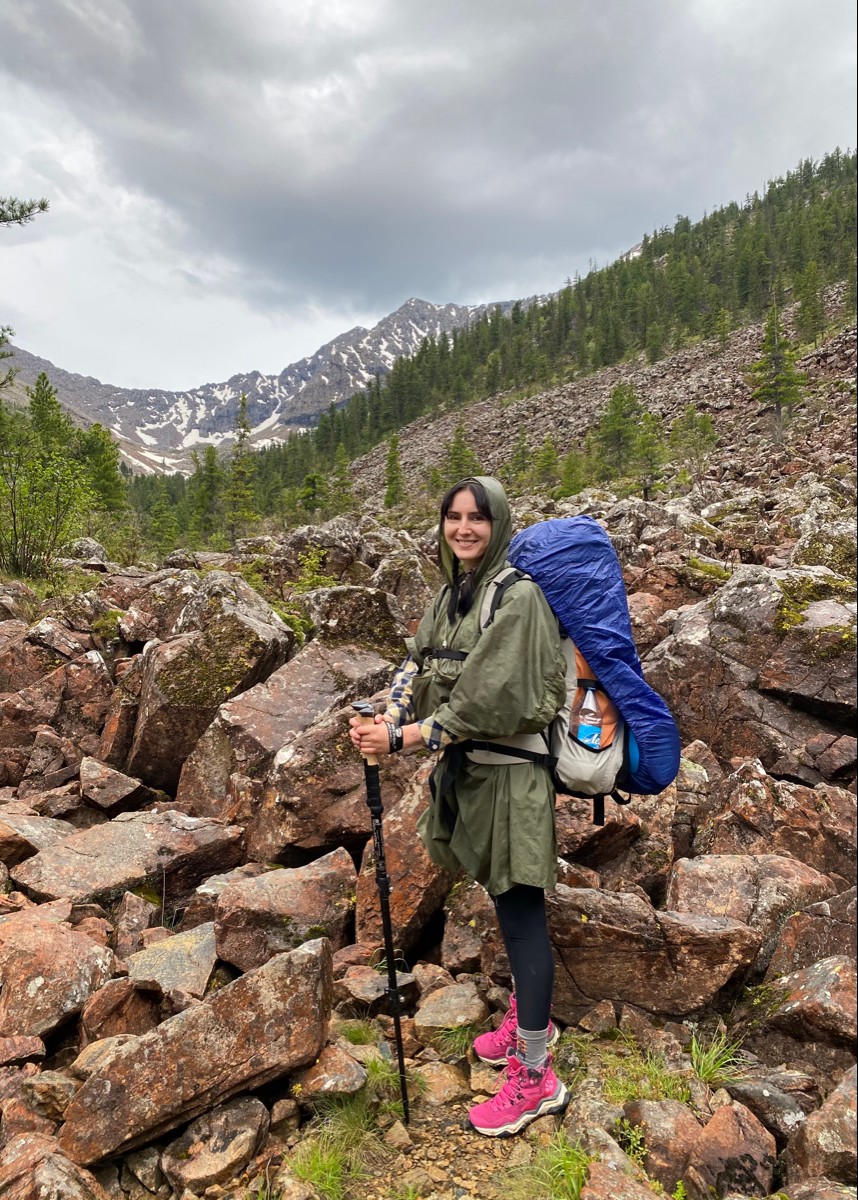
7;292;524;474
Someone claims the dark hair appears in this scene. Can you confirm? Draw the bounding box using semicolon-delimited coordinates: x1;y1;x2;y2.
440;479;494;620
440;478;494;523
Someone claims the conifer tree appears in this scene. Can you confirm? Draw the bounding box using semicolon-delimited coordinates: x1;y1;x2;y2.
746;306;807;445
715;308;732;353
443;422;481;487
384;435;405;508
0;326;16;391
794;261;826;345
593;382;643;479
189;445;224;542
147;479;179;559
845;253;857;317
223;393;258;540
632;411;666;501
503;430;531;493
298;472;328;517
328;442;354;515
530;437;559;487
27;372;74;450
557;447;586;498
79;422;126;512
669;404;719;487
645;321;664;364
280;485;303;527
485;349;502;395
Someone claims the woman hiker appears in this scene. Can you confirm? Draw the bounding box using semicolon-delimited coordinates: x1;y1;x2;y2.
349;475;570;1137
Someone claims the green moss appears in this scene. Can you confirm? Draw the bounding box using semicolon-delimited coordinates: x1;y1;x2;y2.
157;609;265;706
809;623;858;658
230;559;311;645
686;557;732;582
91;608;125;640
304;924;331;940
792;531;857;580
774;574;857;636
729;981;790;1033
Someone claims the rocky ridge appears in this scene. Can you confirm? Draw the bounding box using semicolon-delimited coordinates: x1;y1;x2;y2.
0;318;856;1200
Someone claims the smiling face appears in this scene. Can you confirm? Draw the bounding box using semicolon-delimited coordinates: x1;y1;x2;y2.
442;486;492;567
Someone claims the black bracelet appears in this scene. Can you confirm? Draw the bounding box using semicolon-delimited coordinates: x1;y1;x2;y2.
393;725;404;753
387;722;397;753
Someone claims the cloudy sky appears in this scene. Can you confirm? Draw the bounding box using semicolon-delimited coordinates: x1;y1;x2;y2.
1;0;855;391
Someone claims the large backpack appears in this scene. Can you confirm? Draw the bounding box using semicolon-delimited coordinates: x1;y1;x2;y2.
464;515;681;824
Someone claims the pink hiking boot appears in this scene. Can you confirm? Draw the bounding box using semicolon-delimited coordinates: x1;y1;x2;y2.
472;995;559;1067
468;1052;569;1136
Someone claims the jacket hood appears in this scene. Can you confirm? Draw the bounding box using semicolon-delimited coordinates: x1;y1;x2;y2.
437;476;512;586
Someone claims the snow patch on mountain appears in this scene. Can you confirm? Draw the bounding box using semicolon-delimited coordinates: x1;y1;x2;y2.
8;294;536;472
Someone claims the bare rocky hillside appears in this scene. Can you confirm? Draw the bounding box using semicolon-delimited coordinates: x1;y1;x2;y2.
346;301;856;510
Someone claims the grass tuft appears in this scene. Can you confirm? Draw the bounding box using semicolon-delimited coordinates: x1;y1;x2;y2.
288;1089;389;1199
597;1033;691;1104
689;1030;746;1087
429;1021;487;1060
338;1018;380;1046
507;1132;592;1200
554;1030;691;1104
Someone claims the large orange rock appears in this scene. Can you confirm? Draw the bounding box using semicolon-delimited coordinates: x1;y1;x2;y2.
0;1133;111;1200
214;850;355;972
11;809;243;908
0;904;114;1038
59;938;332;1164
545;885;761;1022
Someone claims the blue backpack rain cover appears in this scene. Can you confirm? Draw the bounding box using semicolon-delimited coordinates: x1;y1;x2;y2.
508;515;681;796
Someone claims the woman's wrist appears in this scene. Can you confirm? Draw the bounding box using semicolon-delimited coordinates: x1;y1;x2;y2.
386;722;405;753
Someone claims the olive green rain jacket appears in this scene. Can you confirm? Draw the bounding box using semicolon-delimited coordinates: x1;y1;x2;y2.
411;477;566;895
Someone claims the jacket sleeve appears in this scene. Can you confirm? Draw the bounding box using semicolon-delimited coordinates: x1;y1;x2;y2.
429;579;566;741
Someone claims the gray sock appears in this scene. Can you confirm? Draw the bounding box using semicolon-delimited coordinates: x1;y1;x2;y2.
516;1025;550;1069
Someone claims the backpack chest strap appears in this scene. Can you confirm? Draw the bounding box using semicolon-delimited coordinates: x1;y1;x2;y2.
425;648;468;661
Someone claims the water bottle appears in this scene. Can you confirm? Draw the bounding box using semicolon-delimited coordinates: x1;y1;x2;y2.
571;685;602;749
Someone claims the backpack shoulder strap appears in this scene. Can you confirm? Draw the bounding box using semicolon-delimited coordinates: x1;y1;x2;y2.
479;566;528;631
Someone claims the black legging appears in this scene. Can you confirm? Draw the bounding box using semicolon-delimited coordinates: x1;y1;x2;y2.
492;884;554;1032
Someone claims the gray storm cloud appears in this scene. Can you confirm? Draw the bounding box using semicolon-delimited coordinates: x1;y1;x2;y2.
0;0;855;386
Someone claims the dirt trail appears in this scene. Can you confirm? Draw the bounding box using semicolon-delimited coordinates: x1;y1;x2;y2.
360;1097;563;1199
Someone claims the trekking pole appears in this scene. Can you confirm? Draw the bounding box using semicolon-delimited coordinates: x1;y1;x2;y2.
352;701;410;1124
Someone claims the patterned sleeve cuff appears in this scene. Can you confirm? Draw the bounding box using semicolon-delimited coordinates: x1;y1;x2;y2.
418;716;458;751
384;655;418;726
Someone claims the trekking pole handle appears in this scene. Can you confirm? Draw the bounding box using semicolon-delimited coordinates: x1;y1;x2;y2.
352;700;379;766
